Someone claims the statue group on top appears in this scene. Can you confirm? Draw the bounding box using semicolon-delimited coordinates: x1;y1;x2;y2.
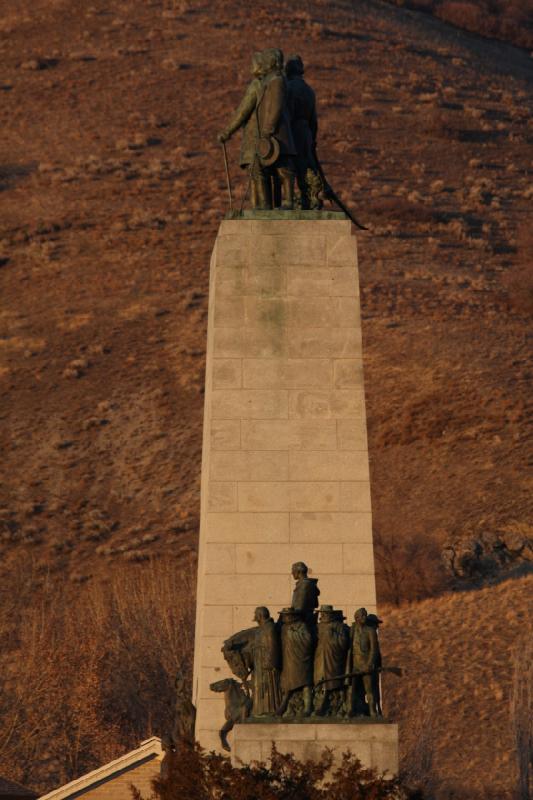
218;49;326;213
210;562;396;752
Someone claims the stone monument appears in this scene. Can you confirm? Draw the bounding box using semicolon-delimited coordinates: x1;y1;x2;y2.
192;48;398;776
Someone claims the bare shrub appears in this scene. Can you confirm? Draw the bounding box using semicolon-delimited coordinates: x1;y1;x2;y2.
133;742;424;800
374;529;449;606
0;558;196;794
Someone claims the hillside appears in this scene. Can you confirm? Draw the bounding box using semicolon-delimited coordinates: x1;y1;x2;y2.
1;0;531;601
381;574;533;799
383;0;533;51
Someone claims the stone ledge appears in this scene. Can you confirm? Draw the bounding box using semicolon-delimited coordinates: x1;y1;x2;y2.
232;722;399;775
225;210;348;220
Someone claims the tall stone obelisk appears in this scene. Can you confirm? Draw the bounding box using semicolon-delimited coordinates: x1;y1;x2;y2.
192;214;388;758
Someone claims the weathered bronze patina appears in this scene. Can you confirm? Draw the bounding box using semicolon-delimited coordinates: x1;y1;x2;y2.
313;605;350;716
218;48;295;210
346;608;379;717
251;606;282;716
210;564;397;743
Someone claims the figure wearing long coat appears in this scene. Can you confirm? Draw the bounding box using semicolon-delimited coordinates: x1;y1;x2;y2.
222;66;295;168
292;577;320;624
252;617;282;715
280;617;314;693
314;619;350;689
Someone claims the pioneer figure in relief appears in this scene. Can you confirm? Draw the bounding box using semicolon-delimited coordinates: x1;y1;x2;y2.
291;561;320;628
346;607;379;717
313;605;350;716
251;606;282;716
276;607;314;717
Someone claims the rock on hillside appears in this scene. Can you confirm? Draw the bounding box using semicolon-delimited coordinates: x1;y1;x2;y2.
381;575;533;799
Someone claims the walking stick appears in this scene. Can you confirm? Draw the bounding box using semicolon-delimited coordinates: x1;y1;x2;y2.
221;141;233;211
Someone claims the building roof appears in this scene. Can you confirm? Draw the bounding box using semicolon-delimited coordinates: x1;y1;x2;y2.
38;737;163;800
0;776;38;799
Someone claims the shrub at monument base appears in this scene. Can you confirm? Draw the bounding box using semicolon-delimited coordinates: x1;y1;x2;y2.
131;743;423;800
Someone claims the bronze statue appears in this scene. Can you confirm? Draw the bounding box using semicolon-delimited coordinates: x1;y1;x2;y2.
291;561;320;628
366;613;383;717
209;677;252;752
285;54;323;210
345;608;379;717
218;48;296;210
313;605;350;716
276;607;314;717
251;606;282;716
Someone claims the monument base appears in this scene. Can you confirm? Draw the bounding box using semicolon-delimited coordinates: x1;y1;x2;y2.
231;721;399;776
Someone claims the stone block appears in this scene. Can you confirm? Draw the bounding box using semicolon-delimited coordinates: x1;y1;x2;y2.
200;638;228;668
287;267;333;296
234;542;343;575
211;390;288;420
216;265;246;297
289;390;364;420
342;542;375;574
249;219;351;237
334;359;364;388
245;296;287;327
319;574;376;607
330;267;358;296
206;512;290;543
289;451;369;481
289;481;339;511
242;358;332;389
246;264;286;296
238;482;290;512
288;328;362;358
214;296;245;327
195;696;226;729
336;419;368;450
212;359;242;389
219;219;253;236
199;605;234;637
203;574;290;605
240;420;338;451
287;297;338;327
208;482;238;512
327;235;357;268
204;542;236;573
216;234;249;267
210;419;241;450
232;722;399;775
339;481;372;512
210;451;288;481
252;235;327;267
213;327;244;358
244;325;288;357
198;666;227;700
290;512;373;543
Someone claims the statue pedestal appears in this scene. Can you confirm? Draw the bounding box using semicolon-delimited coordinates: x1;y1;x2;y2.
232;721;399;775
193;215;378;754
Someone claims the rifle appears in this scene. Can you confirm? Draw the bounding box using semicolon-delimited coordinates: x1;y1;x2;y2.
314;665;403;690
313;147;368;231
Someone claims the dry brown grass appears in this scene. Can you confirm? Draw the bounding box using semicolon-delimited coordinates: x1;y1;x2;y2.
0;557;195;794
381;575;533;800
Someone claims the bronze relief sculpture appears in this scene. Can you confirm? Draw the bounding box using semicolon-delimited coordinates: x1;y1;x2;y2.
211;563;400;751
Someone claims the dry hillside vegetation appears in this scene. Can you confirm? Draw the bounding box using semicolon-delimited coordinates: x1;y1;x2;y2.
382;575;533;800
383;0;533;51
1;0;531;601
0;0;532;795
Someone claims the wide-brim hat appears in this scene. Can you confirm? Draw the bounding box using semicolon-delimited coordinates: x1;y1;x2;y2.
279;606;302;621
319;604;345;620
257;135;280;166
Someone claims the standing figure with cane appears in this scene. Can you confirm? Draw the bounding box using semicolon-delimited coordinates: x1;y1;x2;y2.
218;48;296;211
